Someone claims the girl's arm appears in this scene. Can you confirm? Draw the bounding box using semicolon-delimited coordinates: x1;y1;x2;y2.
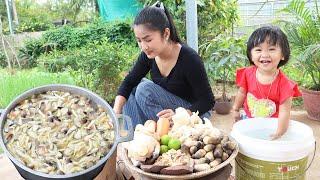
271;97;292;140
113;95;127;114
232;87;246;121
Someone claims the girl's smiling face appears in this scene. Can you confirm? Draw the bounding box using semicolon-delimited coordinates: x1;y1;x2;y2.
250;40;284;73
134;24;169;59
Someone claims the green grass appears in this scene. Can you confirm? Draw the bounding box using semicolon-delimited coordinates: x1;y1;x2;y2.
0;68;75;108
0;68;75;154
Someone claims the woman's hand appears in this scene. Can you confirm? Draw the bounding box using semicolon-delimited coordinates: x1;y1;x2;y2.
157;109;175;119
113;95;126;115
113;108;121;115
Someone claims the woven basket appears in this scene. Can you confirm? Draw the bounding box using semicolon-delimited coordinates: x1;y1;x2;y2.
122;136;239;179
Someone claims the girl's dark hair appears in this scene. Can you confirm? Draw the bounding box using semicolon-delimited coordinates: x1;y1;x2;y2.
247;26;290;67
133;2;181;43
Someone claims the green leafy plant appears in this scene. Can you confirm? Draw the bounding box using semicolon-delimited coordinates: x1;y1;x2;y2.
1;0;99;34
280;0;320;91
18;38;54;68
42;20;135;50
15;16;53;33
14;1;54;33
38;39;139;103
18;19;135;68
200;34;246;101
43;25;79;50
138;0;239;43
0;50;6;68
0;0;6;21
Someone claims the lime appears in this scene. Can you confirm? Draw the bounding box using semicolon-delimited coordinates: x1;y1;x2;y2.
168;138;181;150
160;135;171;145
160;145;169;155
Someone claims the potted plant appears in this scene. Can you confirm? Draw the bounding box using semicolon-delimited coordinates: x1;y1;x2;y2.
200;34;246;114
280;0;320;120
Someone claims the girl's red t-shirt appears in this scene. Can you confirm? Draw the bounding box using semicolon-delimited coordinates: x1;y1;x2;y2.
236;66;301;118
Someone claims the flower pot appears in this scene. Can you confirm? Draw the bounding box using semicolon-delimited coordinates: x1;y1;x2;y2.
214;101;232;115
301;88;320;121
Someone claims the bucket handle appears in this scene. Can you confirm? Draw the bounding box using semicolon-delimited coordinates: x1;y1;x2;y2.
235;141;317;179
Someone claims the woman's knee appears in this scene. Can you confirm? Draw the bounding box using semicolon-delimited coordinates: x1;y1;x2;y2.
135;81;157;101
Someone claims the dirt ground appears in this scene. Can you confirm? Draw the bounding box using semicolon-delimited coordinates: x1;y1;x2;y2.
211;110;320;179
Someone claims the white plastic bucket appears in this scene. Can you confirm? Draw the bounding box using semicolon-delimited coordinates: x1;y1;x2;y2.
231;118;315;180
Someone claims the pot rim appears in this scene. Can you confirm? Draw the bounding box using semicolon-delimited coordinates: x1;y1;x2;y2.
0;84;131;178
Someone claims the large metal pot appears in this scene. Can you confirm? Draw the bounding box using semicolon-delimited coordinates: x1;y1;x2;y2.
0;84;134;180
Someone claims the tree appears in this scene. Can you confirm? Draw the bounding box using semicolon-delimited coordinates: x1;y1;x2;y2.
138;0;239;43
69;0;98;22
280;0;320;90
0;0;6;20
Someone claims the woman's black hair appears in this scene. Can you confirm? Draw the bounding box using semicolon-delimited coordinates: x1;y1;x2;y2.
247;26;290;68
133;2;181;43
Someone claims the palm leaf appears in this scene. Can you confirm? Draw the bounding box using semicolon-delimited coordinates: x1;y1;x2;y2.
281;0;320;44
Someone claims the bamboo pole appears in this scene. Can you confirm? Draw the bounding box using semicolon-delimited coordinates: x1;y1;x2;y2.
5;0;14;35
0;16;12;69
0;16;20;69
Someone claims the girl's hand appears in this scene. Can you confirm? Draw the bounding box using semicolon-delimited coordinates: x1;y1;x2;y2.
270;132;282;140
157;109;175;119
270;97;292;140
231;109;241;123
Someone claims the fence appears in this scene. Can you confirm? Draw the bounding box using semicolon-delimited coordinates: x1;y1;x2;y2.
0;31;43;49
235;0;320;35
0;32;43;67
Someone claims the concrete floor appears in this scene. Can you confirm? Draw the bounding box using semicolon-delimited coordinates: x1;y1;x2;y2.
212;110;320;179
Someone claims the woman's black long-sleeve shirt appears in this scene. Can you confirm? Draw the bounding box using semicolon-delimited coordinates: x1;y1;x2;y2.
117;44;215;115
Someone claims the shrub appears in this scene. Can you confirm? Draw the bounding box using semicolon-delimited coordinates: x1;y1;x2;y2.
18;38;54;68
38;39;139;103
18;19;136;68
42;20;135;50
200;34;247;100
15;20;53;33
0;50;6;68
42;25;79;50
280;0;320;91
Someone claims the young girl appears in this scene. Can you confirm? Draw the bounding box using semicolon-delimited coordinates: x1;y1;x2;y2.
113;2;214;128
232;26;301;140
